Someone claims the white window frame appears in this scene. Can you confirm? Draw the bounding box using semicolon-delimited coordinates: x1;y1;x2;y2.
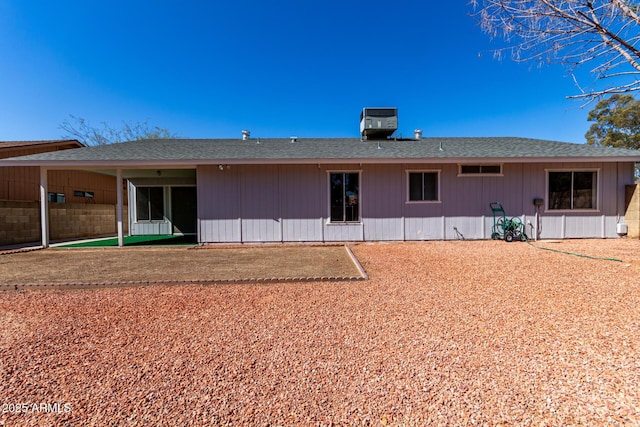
457;164;503;177
134;185;168;223
545;168;600;212
327;170;362;224
406;169;441;204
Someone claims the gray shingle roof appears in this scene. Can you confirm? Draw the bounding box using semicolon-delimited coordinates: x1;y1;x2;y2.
1;137;639;165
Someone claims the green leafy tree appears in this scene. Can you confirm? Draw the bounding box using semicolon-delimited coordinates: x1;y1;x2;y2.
585;94;640;149
60;115;179;146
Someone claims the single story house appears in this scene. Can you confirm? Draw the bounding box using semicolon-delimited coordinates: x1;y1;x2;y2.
1;134;639;247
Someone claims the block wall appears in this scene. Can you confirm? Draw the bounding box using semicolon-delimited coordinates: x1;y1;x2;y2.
0;201;128;245
49;203;129;240
0;200;41;245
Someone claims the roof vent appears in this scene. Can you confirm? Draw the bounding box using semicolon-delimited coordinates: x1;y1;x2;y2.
290;136;298;143
414;129;422;140
242;130;251;140
360;107;398;139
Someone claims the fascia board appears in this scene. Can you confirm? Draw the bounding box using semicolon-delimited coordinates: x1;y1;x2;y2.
1;156;639;169
274;157;640;164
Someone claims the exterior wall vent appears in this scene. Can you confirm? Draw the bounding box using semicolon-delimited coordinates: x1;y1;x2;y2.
360;107;398;139
242;130;251;140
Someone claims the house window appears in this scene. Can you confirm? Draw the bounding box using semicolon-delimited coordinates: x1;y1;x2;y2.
136;187;164;221
74;190;94;198
330;172;360;222
407;171;439;202
47;192;65;203
458;164;502;175
548;170;598;210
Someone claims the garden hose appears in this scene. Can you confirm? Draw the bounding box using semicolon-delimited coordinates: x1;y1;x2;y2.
522;234;622;262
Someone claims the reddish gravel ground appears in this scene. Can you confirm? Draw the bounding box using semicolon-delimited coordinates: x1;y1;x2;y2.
1;239;640;426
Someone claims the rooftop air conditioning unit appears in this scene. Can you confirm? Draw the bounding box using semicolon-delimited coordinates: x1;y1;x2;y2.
360;107;398;139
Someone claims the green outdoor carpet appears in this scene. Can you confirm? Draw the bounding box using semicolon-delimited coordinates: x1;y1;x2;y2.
58;235;197;248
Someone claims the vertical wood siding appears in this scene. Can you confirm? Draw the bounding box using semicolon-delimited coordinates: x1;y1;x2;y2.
197;166;241;242
1;143;120;203
362;164;403;240
130;221;172;235
240;165;282;242
280;165;324;242
404;217;444;240
0;167;122;204
49;170;122;205
196;161;635;243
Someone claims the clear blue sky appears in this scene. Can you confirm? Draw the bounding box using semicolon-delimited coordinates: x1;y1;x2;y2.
0;1;600;143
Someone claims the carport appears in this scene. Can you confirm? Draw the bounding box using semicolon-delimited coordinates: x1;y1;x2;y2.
37;165;197;248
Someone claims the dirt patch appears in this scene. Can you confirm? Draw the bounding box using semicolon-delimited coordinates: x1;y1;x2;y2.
0;245;365;287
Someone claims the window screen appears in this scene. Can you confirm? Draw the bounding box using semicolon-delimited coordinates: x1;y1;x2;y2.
408;172;438;201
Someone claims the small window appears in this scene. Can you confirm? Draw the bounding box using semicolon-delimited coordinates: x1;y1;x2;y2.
548;170;597;210
408;171;439;202
74;190;94;198
47;193;65;203
329;172;360;222
459;164;502;175
136;187;165;221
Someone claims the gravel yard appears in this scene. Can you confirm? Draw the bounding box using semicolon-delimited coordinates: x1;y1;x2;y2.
1;239;639;425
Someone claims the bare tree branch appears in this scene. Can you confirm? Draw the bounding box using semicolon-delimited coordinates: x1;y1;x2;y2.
60;115;179;146
472;0;640;100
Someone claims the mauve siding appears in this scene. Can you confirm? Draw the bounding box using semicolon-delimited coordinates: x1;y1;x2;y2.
198;166;241;242
240;165;281;242
523;162;625;239
403;164;445;240
439;163;528;239
280;165;324;242
323;223;364;241
362;164;403;240
196;161;634;243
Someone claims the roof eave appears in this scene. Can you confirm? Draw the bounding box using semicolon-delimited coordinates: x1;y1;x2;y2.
1;155;639;169
0;140;84;151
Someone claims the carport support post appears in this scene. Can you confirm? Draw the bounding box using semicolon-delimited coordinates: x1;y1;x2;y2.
39;167;49;248
116;168;124;247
